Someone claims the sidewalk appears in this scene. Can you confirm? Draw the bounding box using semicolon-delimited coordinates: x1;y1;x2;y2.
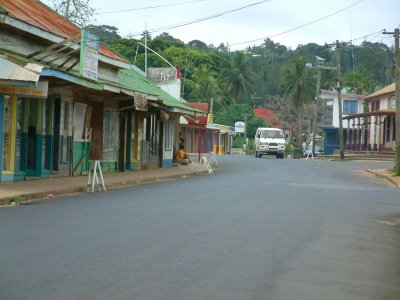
366;168;400;188
0;162;210;206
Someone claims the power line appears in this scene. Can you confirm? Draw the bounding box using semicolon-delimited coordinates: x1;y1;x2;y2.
230;0;363;47
96;0;206;15
122;0;270;38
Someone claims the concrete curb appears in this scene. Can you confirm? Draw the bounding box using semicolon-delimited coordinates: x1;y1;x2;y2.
365;169;399;188
105;171;206;190
0;170;210;207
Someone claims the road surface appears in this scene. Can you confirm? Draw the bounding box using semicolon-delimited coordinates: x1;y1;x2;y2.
1;156;400;299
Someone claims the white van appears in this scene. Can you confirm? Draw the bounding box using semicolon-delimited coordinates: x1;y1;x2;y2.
254;128;286;159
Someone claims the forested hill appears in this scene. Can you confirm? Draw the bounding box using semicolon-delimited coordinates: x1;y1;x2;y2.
89;25;394;120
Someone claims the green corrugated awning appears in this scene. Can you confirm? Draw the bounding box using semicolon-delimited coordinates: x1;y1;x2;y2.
119;68;204;116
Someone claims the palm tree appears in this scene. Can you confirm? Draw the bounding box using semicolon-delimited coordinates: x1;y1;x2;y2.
342;68;376;95
219;51;255;103
283;57;314;141
189;65;218;103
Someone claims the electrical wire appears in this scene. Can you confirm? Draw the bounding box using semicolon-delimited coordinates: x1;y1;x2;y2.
96;0;206;15
230;0;364;46
122;0;270;39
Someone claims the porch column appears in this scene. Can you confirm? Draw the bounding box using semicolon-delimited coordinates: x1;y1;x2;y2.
351;119;355;151
373;115;378;151
198;128;202;162
377;115;382;152
392;115;395;150
355;117;360;152
360;117;364;151
367;116;371;151
346;119;350;151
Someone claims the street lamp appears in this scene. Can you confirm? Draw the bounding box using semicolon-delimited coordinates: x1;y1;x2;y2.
306;58;336;156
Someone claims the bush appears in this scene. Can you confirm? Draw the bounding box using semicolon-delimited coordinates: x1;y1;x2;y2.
233;135;244;148
285;140;303;159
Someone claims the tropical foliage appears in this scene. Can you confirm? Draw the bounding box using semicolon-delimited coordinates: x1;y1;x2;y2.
91;25;394;137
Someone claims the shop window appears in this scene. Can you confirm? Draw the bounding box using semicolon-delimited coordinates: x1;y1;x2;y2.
323;99;333;126
388;97;395;109
164;121;172;150
103;110;119;161
371;101;380;112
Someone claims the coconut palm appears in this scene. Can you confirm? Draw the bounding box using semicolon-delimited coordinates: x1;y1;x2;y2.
219;51;255;103
282;57;314;141
189;65;218;102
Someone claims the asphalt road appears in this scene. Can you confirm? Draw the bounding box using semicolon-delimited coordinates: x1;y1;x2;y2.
1;156;400;300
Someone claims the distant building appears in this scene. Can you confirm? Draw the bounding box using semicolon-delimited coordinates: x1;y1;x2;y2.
319;90;366;154
343;83;395;152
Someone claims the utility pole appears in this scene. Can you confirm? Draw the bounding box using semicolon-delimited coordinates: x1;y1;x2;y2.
306;60;336;156
326;40;345;159
312;67;321;156
335;40;345;160
384;28;400;174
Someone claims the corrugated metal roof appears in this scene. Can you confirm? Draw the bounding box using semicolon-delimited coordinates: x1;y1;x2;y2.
366;83;395;100
119;69;205;115
0;0;129;63
186;103;209;113
0;56;40;82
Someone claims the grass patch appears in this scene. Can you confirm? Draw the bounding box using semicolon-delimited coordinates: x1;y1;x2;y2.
10;196;22;204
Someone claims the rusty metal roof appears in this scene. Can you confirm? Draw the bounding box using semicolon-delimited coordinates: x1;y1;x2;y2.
0;56;41;82
0;0;129;63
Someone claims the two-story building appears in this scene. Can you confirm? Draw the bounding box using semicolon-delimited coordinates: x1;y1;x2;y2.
319;90;366;154
343;83;395;153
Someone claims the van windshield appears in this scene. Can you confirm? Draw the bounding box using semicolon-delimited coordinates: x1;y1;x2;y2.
261;130;284;138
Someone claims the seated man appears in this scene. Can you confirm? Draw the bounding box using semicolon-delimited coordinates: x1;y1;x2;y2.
175;145;191;165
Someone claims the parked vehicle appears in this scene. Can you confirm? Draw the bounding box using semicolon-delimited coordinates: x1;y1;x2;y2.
254;128;286;159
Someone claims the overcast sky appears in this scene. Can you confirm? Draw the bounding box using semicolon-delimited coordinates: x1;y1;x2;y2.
50;0;400;50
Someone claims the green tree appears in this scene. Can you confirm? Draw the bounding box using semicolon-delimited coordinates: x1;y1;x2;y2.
188;65;219;104
155;32;182;42
342;69;375;95
214;104;266;137
86;25;120;41
50;0;96;28
219;51;255;103
188;40;209;51
281;57;314;140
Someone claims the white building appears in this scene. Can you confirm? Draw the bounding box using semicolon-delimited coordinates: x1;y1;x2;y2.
319;90;366;154
343;83;395;152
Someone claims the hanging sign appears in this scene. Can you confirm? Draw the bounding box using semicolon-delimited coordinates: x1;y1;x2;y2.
0;81;48;98
235;121;245;133
80;30;99;81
